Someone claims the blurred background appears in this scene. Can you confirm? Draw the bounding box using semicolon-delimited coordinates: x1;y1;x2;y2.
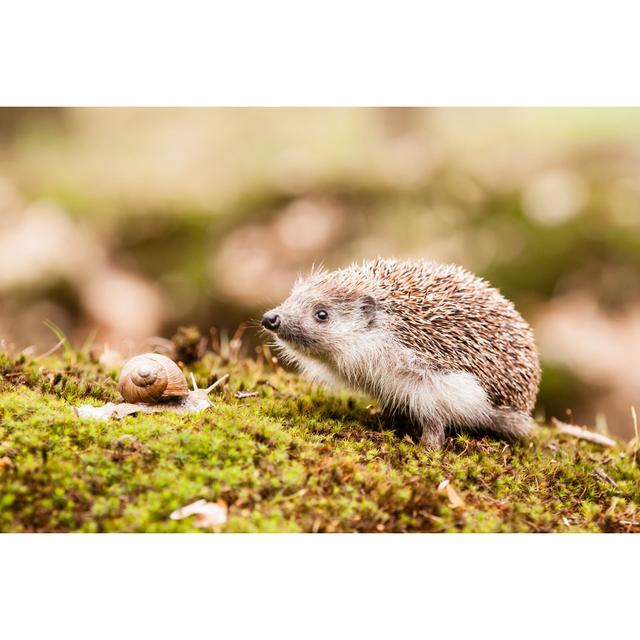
0;108;639;436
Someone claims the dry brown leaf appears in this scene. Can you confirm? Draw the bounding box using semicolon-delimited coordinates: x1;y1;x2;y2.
437;478;465;509
551;418;616;448
0;456;14;469
445;483;466;509
170;499;228;529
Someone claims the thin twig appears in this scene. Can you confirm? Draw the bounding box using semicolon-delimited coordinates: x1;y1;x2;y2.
551;418;616;448
234;391;259;399
593;467;618;489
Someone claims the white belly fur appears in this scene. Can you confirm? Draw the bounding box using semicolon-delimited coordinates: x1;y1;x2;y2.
277;339;493;429
402;370;493;428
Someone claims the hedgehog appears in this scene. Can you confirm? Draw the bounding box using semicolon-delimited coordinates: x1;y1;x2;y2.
261;258;541;449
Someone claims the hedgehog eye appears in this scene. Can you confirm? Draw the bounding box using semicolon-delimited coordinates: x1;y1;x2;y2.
314;309;329;322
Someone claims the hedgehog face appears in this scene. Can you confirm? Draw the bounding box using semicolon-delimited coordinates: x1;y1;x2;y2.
261;282;377;364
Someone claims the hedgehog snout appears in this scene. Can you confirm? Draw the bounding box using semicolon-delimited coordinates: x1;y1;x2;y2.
261;311;281;332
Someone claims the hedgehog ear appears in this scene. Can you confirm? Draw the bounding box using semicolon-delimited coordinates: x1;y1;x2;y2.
360;295;377;318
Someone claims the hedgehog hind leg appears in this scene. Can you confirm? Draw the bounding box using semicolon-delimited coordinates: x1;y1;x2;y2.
419;420;446;450
485;407;537;441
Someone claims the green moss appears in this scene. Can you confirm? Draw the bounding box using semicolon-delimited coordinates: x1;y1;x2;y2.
0;351;638;532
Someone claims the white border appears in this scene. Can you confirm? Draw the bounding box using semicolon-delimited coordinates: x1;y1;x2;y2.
1;534;637;638
2;1;640;105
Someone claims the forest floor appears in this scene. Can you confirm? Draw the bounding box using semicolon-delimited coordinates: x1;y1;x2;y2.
1;345;639;533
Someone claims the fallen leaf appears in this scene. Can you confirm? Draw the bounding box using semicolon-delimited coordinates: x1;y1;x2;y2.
445;484;465;509
0;456;14;469
170;499;228;529
437;478;465;509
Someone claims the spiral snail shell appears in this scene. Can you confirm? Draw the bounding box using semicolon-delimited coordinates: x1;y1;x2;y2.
118;353;189;404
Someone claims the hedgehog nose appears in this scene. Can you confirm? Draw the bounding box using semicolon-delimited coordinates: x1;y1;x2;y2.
261;312;281;331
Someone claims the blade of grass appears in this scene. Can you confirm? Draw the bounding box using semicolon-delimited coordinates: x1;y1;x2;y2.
631;406;639;467
80;326;99;356
43;320;75;364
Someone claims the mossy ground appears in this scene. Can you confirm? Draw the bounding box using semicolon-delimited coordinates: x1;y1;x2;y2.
1;349;638;533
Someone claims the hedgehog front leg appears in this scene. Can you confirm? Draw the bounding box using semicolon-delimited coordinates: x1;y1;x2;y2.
419;420;446;450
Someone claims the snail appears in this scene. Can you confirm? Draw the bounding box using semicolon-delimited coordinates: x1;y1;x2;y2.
75;352;229;422
117;353;228;413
